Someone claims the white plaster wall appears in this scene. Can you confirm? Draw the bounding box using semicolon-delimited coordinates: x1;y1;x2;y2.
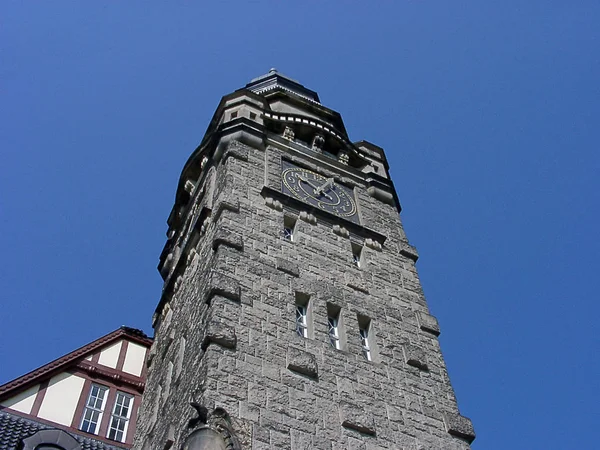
122;341;147;377
37;372;85;426
0;384;39;414
98;340;122;369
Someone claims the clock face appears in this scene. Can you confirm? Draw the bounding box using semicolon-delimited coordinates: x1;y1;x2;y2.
281;163;359;223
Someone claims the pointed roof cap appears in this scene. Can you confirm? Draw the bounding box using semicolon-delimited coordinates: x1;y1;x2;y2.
245;68;321;103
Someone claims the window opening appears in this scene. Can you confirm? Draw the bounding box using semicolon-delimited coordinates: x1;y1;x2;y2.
328;316;340;349
359;327;372;361
283;216;296;242
327;303;344;350
80;384;108;435
107;391;134;442
351;242;363;268
294;292;311;338
357;315;373;362
295;305;308;338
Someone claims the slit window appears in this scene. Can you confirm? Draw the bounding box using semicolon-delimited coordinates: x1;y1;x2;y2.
351;243;363;268
283;216;296;242
359;327;371;361
294;292;311;338
80;384;108;435
358;315;374;362
327;303;343;350
296;305;308;338
328;316;340;349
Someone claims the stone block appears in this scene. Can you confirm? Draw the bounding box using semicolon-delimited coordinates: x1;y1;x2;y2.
206;270;241;304
347;280;369;294
416;311;440;336
213;199;240;223
276;257;300;277
212;228;244;251
443;412;476;443
364;238;381;251
202;318;237;350
339;401;376;435
399;242;419;261
286;347;318;379
403;344;428;370
224;141;250;161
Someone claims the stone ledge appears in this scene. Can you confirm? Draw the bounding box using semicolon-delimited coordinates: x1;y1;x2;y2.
403;344;428;370
416;311;440;336
340;401;376;435
443;412;476;443
212;228;244;252
276;258;300;277
347;281;369;294
213;200;240;224
286;347;318;378
399;242;419;262
202;318;237;350
205;271;241;304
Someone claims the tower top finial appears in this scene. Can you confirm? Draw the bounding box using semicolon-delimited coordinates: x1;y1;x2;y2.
246;69;320;103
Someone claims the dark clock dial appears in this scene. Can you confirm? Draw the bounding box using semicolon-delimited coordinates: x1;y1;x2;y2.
281;165;358;221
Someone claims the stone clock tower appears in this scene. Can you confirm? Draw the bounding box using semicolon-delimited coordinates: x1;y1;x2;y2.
133;70;475;449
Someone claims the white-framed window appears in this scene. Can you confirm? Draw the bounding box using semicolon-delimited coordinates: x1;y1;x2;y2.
296;304;308;338
359;327;372;361
283;216;296;242
107;391;134;442
80;383;108;435
328;316;340;349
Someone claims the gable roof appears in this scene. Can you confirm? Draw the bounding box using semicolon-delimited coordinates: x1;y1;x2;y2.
0;410;128;450
0;327;153;401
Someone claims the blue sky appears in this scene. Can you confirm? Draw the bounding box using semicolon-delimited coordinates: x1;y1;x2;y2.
1;2;599;448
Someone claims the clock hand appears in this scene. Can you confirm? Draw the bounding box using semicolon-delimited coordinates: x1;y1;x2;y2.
298;175;333;201
298;174;334;201
314;178;334;198
298;175;320;192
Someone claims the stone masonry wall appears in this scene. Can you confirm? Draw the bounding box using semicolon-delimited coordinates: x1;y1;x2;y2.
133;138;474;450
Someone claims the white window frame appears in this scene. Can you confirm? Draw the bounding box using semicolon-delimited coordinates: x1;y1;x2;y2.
328;316;340;349
295;304;308;338
107;391;134;442
359;327;372;361
283;227;294;241
80;383;108;435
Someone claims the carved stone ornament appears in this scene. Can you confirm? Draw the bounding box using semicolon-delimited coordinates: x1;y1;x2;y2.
338;150;350;165
184;403;241;450
311;134;325;152
200;156;209;169
283;126;295;140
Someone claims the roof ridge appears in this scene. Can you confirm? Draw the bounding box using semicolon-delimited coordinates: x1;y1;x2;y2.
0;327;153;399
